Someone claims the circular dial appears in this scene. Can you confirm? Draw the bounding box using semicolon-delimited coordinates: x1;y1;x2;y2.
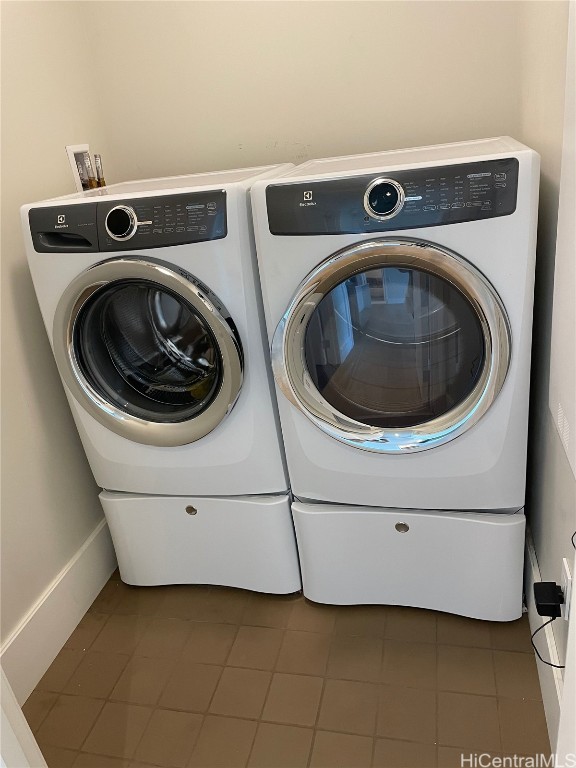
105;206;138;241
364;178;405;220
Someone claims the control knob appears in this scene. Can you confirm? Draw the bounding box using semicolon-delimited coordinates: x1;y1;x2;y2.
364;178;405;220
105;206;140;241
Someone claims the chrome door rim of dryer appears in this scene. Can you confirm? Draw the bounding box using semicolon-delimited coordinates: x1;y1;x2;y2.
272;238;511;453
53;257;243;447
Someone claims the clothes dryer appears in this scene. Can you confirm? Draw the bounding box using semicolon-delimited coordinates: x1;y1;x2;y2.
251;138;539;618
23;166;301;593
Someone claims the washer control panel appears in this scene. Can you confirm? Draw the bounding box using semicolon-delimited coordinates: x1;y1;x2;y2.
28;191;227;253
266;158;519;236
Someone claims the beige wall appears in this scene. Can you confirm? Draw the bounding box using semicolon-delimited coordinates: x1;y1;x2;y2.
0;0;572;667
518;0;575;664
85;0;523;183
0;1;111;642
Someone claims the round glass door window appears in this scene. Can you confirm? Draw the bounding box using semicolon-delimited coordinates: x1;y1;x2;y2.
303;267;485;428
74;279;223;423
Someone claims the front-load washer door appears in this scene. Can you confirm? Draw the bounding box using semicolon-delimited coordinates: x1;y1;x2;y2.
53;257;243;447
272;238;510;453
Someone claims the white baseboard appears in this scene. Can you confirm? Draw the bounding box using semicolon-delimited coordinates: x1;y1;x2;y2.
0;519;116;705
525;532;564;751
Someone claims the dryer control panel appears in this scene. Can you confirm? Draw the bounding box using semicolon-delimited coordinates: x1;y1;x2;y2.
28;191;227;253
266;158;519;236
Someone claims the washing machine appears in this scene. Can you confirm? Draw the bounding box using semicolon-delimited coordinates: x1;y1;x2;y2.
251;137;540;619
23;165;301;593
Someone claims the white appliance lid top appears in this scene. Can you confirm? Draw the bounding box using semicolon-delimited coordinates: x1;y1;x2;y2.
280;137;529;178
45;164;290;201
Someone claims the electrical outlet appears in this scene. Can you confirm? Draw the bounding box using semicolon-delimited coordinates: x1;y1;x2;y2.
560;558;572;621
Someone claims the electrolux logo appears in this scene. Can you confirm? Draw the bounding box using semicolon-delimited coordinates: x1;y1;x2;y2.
55;213;68;229
299;190;316;208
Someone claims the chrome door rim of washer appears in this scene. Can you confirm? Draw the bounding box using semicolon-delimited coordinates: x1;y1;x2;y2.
53;257;243;447
272;238;511;453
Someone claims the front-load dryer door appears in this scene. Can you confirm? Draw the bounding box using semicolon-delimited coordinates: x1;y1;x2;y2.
53;257;243;447
273;238;510;453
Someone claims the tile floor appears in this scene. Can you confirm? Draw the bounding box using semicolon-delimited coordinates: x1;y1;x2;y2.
23;572;551;768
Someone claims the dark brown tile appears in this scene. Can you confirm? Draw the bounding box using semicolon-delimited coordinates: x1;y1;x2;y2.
310;731;373;768
22;690;59;732
159;660;222;713
36;695;104;751
493;650;542;699
64;651;129;699
189;715;257;768
113;586;165;616
133;708;202;767
377;685;436;744
318;679;378;736
110;656;174;707
248;723;313;768
40;745;78;767
384;607;437;644
327;635;383;682
276;630;331;676
438;746;500;768
92;615;151;655
287;600;336;634
261;673;323;727
209;667;271;719
381;640;437;689
156;586;214;620
437;645;496;695
37;650;84;693
333;605;386;637
436;614;492;649
498;698;550;754
187;587;249;624
242;593;299;628
65;614;108;651
134;617;190;658
73;754;130;767
438;692;500;750
181;622;237;665
374;738;438;767
82;701;153;760
89;581;127;614
490;615;533;653
227;625;283;670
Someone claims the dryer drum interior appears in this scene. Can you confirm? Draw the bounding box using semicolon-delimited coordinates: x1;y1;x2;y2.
273;239;511;452
53;258;244;447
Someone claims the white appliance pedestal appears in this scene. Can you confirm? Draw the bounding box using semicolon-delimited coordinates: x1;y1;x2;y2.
292;501;525;621
100;491;301;594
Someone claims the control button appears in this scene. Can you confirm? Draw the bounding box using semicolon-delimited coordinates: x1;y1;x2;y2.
494;173;507;181
364;178;405;220
423;205;437;211
439;204;451;210
105;206;137;241
451;203;465;209
176;226;185;232
494;182;507;188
